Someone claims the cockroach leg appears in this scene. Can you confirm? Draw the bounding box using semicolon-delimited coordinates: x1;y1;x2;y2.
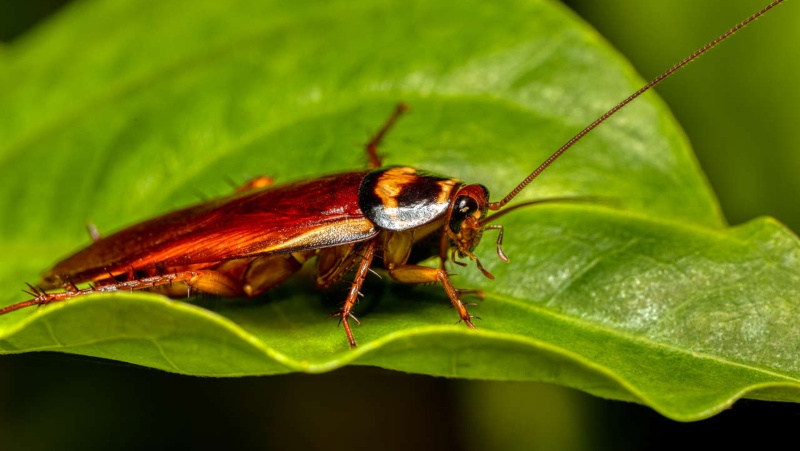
2;270;247;315
387;263;478;329
329;240;377;348
316;243;362;290
365;103;409;169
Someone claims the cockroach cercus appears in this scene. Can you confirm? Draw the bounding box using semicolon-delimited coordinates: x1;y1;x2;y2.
0;1;784;348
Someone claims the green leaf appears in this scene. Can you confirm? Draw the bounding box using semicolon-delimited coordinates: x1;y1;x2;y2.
0;0;797;421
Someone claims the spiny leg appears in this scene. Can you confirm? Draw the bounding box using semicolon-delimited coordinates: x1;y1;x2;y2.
436;232;484;301
387;263;478;329
3;269;245;315
316;243;368;290
330;240;377;348
365;103;409;169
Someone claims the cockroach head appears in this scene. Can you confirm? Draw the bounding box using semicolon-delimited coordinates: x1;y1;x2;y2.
446;184;489;254
445;184;504;279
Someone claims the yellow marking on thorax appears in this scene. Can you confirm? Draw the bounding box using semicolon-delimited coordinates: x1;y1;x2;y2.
374;167;459;206
373;167;417;209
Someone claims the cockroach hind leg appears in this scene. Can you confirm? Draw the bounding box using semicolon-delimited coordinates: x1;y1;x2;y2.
1;270;250;316
63;280;80;292
1;284;62;315
22;282;43;298
23;283;60;309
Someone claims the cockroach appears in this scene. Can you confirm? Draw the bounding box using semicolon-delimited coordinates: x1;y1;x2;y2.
0;1;784;348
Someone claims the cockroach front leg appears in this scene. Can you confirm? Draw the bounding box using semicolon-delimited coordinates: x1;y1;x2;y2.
386;263;478;329
329;240;377;348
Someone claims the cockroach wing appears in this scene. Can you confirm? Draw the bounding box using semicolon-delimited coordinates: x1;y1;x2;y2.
43;171;376;288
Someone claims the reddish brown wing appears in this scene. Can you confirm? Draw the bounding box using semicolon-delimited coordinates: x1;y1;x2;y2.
43;171;376;287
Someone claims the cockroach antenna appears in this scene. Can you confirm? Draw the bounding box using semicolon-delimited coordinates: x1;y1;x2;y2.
488;0;785;211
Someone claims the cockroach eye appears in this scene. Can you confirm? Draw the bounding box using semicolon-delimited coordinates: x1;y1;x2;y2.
449;195;479;233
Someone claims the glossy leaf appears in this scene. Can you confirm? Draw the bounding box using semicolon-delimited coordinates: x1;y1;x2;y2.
0;0;798;421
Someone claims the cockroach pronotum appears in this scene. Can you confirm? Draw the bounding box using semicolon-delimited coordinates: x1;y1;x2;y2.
0;1;784;348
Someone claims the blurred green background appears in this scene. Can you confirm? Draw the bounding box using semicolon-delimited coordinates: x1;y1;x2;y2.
1;1;797;450
565;0;800;234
